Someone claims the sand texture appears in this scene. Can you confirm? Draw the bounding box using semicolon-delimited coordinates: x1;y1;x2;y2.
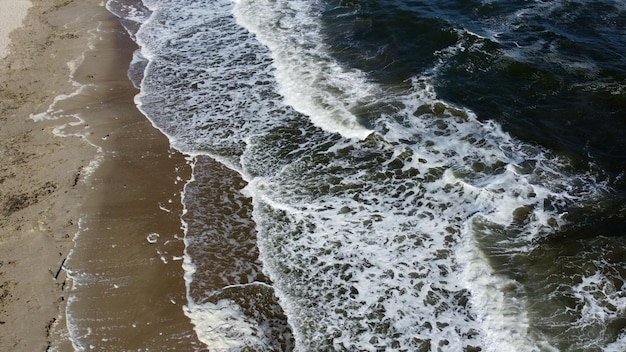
0;0;31;59
1;0;203;350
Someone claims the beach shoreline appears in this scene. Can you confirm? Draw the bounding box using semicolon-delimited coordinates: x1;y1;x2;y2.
1;0;201;350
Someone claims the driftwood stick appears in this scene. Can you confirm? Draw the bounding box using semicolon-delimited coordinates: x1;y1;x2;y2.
54;258;67;280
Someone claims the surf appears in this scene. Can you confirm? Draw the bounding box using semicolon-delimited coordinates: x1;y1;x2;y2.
106;0;622;350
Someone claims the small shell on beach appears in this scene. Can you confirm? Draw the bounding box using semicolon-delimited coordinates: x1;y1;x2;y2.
146;233;160;244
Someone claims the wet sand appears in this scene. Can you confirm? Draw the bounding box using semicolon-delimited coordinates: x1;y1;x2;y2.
1;0;204;350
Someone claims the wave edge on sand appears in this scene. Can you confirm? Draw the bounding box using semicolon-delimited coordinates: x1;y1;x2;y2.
1;1;202;350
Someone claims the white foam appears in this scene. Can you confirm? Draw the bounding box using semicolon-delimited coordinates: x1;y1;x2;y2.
240;68;605;350
605;331;626;352
79;149;104;183
65;295;89;352
29;88;85;122
572;269;626;329
64;218;91;351
184;300;274;350
233;0;374;139
106;0;151;24
456;218;553;351
180;155;197;291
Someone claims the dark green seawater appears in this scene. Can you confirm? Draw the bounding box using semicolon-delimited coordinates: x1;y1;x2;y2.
322;0;626;181
319;2;626;350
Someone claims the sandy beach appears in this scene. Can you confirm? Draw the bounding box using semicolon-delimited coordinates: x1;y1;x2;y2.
1;0;203;350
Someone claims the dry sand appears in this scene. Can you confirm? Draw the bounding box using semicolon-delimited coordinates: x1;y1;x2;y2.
0;0;31;59
1;0;204;350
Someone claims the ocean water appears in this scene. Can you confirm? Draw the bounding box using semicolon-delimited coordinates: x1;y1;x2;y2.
106;0;626;350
